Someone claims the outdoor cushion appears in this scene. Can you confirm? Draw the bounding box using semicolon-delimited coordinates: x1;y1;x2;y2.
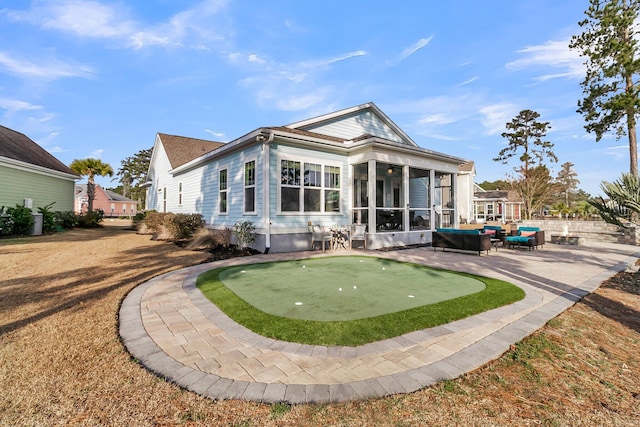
483;229;496;235
520;231;536;237
505;236;532;243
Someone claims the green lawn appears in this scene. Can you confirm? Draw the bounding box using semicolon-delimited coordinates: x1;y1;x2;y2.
197;256;525;347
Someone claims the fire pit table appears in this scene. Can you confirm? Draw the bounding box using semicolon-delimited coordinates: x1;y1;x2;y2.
551;234;581;245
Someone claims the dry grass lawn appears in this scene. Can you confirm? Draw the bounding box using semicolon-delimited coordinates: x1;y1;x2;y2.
1;223;639;426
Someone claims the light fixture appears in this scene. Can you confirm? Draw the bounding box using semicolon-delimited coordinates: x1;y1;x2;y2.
387;166;393;174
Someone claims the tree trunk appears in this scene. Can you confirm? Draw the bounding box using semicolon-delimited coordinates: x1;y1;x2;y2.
87;176;95;212
627;111;638;177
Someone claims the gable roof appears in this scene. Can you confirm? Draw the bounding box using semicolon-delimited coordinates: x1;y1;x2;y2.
75;184;137;202
0;125;77;176
285;102;418;147
157;133;225;169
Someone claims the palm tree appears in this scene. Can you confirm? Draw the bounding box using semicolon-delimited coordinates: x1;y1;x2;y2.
589;173;640;226
70;158;114;212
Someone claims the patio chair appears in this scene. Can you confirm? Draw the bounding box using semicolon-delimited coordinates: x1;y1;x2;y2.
310;224;332;251
350;223;367;250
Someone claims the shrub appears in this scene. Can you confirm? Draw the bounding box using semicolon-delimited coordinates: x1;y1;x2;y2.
141;211;203;241
77;209;105;228
233;220;256;249
37;202;57;232
140;211;169;235
185;227;232;250
55;211;79;229
165;213;203;240
6;205;35;235
0;206;11;235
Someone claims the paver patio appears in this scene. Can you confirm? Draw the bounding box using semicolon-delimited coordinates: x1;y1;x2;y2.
119;241;640;403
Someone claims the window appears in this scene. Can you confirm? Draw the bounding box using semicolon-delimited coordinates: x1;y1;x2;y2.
324;165;340;212
219;169;228;214
178;182;183;205
304;163;321;212
279;158;340;213
281;160;300;212
244;161;256;213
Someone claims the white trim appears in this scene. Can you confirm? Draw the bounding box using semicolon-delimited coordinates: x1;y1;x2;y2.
218;166;229;215
243;158;257;214
1;156;78;181
276;154;343;215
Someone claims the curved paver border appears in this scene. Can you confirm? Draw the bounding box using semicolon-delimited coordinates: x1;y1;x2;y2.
119;245;640;403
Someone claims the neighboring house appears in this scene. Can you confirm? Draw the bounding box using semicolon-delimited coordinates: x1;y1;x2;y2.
75;184;138;217
144;102;470;252
0;125;78;212
473;184;523;223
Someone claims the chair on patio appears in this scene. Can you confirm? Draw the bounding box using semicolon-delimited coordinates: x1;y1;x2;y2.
310;224;332;251
350;223;367;250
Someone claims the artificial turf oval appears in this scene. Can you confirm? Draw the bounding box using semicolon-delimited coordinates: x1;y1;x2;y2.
196;256;525;347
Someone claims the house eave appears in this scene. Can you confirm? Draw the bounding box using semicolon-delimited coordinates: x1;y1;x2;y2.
170;127;468;176
1;156;79;181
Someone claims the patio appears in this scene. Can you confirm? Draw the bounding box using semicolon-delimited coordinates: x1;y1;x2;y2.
120;241;640;403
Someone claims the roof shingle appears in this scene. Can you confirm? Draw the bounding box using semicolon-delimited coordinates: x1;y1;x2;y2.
158;133;225;169
0;125;77;176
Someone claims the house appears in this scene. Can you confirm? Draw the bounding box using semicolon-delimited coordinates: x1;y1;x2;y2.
144;102;470;252
473;184;523;223
75;184;138;217
0;125;78;212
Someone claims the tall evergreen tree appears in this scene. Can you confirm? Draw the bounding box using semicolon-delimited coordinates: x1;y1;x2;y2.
494;109;558;219
570;0;640;176
70;158;114;212
114;148;152;208
556;162;580;205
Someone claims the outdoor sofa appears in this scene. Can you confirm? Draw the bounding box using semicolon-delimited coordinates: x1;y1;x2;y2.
505;226;545;250
432;228;492;255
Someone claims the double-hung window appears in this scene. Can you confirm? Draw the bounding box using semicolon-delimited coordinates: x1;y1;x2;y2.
244;161;256;213
279;158;340;213
281;160;300;212
324;166;340;212
219;169;228;214
304;163;322;212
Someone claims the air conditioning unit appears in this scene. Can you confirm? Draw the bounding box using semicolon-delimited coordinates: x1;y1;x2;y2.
23;198;33;208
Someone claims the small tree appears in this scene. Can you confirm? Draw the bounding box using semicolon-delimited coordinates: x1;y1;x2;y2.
570;0;640;177
233;220;256;250
494;109;558;219
556;162;580;206
510;165;556;218
70;158;114;212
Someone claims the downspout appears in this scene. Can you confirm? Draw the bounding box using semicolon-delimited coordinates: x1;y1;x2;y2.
261;131;274;253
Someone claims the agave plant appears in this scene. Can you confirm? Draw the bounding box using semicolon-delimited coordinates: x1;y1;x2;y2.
588;173;640;227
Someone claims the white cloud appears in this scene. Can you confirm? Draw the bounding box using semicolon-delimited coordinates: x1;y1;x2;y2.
0;97;42;111
204;129;224;138
479;103;520;135
0;51;94;80
4;0;136;39
301;51;367;68
398;36;433;62
418;113;457;125
456;76;478;87
90;148;104;158
3;0;229;50
48;146;65;153
506;39;584;81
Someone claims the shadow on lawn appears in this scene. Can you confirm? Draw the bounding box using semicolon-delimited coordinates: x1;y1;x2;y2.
0;231;208;337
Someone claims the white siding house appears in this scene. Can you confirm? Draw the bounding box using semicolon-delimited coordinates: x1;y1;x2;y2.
144;102;471;252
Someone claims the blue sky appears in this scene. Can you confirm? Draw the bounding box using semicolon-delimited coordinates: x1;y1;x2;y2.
0;1;631;195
